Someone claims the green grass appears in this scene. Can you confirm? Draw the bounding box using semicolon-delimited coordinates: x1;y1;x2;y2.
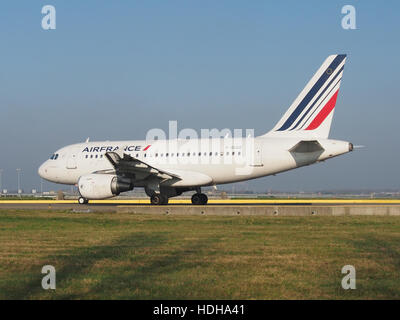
0;209;399;299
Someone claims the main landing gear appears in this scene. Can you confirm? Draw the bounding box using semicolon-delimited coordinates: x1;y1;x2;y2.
148;192;208;205
150;194;169;205
191;193;208;205
78;197;89;204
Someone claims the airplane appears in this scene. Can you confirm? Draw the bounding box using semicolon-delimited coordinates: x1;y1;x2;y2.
38;54;353;205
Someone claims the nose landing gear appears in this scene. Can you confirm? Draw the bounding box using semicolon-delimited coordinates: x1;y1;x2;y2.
78;197;89;204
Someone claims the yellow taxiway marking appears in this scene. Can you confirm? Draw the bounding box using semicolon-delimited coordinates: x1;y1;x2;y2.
1;199;400;204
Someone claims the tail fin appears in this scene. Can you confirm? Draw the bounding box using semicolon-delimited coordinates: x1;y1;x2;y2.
263;54;347;139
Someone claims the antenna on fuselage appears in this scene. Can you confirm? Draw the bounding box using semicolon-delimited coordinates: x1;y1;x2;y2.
85;137;90;143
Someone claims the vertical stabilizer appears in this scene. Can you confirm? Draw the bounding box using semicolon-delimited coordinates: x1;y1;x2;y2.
262;54;347;139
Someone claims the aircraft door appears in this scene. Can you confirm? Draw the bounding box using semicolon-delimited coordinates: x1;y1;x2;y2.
66;152;77;169
251;141;263;167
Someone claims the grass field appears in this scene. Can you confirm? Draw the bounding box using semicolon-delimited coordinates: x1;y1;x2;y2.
0;209;399;299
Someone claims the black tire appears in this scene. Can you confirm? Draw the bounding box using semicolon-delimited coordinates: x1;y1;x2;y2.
151;194;168;205
78;197;88;204
150;194;162;205
191;193;202;205
199;193;208;205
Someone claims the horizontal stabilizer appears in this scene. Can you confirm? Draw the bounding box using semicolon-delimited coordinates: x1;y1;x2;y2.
289;140;324;153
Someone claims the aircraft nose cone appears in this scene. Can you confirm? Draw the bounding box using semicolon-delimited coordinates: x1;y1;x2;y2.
38;162;47;179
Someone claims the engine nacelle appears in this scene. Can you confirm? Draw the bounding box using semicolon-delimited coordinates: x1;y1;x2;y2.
78;174;133;200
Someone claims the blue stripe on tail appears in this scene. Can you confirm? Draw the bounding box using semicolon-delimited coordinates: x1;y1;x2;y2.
277;54;346;131
290;66;344;131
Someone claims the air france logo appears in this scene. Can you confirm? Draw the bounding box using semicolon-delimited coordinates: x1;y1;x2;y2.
82;145;151;153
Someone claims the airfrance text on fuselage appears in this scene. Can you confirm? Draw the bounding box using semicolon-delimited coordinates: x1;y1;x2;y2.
82;145;151;153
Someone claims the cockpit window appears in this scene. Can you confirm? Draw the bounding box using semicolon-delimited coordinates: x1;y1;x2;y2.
50;153;59;160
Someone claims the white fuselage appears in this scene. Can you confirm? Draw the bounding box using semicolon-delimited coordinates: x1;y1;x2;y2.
37;54;353;203
38;137;352;188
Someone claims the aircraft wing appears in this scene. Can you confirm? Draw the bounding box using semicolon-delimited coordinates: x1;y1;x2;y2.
104;151;181;181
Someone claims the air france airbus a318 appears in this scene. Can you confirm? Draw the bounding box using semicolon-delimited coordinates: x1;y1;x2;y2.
39;54;353;205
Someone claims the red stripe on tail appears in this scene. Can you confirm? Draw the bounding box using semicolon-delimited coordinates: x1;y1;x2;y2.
305;90;339;130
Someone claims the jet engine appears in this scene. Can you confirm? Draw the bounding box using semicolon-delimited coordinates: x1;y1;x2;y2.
78;174;133;199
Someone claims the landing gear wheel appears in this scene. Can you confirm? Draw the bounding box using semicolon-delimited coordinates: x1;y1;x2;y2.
78;197;88;204
150;194;162;205
199;193;208;205
191;193;201;205
150;194;168;205
192;193;208;205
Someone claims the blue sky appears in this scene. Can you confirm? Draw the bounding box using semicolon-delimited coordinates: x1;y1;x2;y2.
0;0;399;192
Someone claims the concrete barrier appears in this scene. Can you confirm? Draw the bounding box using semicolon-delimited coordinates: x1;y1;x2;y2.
117;205;400;216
